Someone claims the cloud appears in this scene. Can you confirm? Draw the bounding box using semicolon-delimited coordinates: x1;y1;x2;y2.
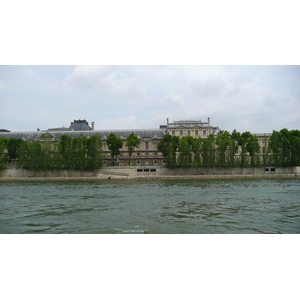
0;79;9;95
191;78;226;98
64;66;147;101
1;65;300;133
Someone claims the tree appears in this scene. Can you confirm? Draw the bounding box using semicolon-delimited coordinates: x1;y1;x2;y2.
0;137;8;170
269;130;281;167
216;130;231;167
228;130;240;168
125;133;140;165
86;135;103;171
178;136;193;167
7;138;24;162
290;130;300;166
202;134;215;167
58;135;74;169
246;134;260;167
157;134;179;168
191;137;202;166
107;132;123;165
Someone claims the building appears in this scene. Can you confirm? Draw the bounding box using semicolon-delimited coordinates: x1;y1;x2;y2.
46;119;94;132
0;119;167;167
1;117;273;167
160;117;221;138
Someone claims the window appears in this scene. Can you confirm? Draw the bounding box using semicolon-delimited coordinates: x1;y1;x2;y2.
145;141;149;149
180;130;183;136
172;131;175;136
203;130;206;136
150;169;156;172
195;130;198;136
187;130;191;135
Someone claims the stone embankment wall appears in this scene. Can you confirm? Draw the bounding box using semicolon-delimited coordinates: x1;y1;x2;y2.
1;166;299;179
0;167;97;178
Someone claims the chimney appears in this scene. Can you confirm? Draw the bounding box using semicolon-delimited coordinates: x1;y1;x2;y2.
208;117;210;126
91;122;95;130
167;118;169;125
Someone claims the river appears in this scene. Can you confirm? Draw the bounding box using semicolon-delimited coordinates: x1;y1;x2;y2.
1;178;300;233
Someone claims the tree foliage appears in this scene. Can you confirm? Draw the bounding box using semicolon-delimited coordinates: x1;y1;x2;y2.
125;133;140;164
107;132;123;165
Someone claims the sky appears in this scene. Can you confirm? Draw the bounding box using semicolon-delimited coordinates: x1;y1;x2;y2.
0;65;300;133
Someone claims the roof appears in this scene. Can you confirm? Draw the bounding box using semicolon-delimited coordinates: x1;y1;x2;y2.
0;129;165;141
69;119;92;131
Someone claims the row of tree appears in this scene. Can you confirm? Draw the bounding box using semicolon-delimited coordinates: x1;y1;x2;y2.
0;135;103;171
157;129;300;168
1;128;299;171
0;132;142;171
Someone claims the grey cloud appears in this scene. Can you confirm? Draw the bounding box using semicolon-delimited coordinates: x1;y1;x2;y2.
65;66;147;101
0;79;9;95
191;78;226;98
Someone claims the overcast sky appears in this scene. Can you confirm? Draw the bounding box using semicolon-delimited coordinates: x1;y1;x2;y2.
0;65;299;133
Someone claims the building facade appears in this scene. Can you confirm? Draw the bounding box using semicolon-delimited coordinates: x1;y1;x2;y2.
0;118;276;168
160;117;221;138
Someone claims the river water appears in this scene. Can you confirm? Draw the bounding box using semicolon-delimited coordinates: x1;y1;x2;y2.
1;178;300;233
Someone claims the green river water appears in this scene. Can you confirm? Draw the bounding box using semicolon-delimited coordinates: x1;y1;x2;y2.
1;178;300;233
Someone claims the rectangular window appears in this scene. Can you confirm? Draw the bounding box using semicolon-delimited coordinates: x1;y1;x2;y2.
144;169;149;172
203;130;206;136
150;169;156;172
187;130;191;135
172;131;175;136
195;130;198;136
180;130;183;136
137;169;143;172
145;141;149;149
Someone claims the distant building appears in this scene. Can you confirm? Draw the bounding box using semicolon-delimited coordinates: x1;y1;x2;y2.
47;119;94;132
160;117;220;138
4;117;274;167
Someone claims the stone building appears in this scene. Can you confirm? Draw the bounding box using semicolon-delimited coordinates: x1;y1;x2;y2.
160;117;221;138
0;120;166;167
1;118;275;168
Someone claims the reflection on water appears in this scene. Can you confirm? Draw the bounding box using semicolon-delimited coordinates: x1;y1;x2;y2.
1;178;300;233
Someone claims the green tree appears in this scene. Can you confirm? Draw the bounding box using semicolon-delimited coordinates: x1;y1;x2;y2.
216;130;231;167
86;135;103;171
191;137;202;166
247;134;260;167
178;136;193;167
0;137;8;170
228;130;240;168
107;132;123;166
261;135;271;167
269;130;280;166
125;133;140;165
279;128;291;167
73;136;88;170
157;133;180;168
59;135;74;169
201;134;215;168
290;130;300;166
7;138;24;162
